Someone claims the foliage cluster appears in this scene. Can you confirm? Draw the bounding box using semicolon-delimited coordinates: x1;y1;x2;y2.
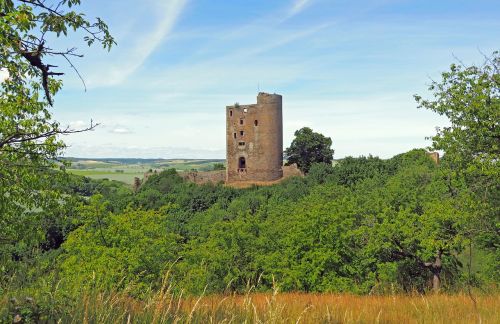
2;149;497;301
285;127;334;173
0;0;114;283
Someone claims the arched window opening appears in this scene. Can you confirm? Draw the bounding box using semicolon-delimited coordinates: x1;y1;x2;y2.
229;110;233;117
254;120;258;126
238;157;246;169
240;118;244;125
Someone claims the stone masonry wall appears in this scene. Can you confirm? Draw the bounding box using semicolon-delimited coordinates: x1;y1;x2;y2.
226;93;283;183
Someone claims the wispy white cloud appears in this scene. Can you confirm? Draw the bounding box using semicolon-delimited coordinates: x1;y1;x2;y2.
63;144;224;159
200;0;316;47
87;0;187;87
110;127;133;134
54;0;498;159
68;120;91;130
288;0;313;17
239;22;330;57
140;22;329;94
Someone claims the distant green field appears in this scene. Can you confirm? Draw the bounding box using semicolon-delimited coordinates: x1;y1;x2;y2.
66;158;225;184
68;170;146;183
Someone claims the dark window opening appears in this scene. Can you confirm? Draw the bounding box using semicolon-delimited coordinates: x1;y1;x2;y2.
254;120;258;126
240;131;244;136
229;110;233;116
233;133;236;139
239;119;244;125
238;141;245;146
238;157;246;169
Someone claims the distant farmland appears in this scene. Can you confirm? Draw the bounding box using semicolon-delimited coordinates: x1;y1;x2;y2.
65;158;225;184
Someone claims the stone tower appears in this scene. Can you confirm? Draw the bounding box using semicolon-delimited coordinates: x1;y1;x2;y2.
226;92;283;183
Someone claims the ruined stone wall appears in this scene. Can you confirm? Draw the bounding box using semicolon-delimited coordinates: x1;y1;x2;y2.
226;93;283;183
181;170;226;184
180;166;301;187
283;163;303;178
224;166;302;188
427;152;440;164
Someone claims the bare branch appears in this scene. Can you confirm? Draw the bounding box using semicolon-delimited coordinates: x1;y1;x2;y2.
0;121;99;149
62;53;86;91
451;52;468;68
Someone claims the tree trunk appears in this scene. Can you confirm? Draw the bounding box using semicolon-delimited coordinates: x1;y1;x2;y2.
432;268;441;292
424;250;443;293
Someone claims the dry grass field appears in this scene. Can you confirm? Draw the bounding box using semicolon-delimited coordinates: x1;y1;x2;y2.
179;292;498;324
20;290;494;323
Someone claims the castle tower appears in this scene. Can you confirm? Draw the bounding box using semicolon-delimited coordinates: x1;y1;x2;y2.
226;92;283;183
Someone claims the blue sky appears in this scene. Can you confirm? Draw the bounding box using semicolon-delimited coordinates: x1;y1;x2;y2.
51;0;499;158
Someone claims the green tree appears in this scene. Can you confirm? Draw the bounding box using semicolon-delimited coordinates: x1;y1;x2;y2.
285;127;334;173
60;199;182;294
414;52;499;179
331;155;388;187
212;162;225;171
360;157;470;292
0;1;114;264
414;52;499;285
258;184;369;293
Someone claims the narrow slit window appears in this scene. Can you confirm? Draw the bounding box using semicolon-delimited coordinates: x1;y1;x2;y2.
239;119;244;125
240;131;244;136
233;133;236;139
254;120;258;126
229;110;233;117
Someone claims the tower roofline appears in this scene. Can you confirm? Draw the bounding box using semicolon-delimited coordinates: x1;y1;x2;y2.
257;92;281;98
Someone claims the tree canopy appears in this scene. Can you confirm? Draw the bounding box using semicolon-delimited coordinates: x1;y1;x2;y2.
285;127;335;173
415;52;499;286
0;0;114;264
414;51;499;181
52;150;485;295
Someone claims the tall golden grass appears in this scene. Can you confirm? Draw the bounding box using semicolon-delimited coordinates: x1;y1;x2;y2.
3;283;498;323
185;292;498;324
